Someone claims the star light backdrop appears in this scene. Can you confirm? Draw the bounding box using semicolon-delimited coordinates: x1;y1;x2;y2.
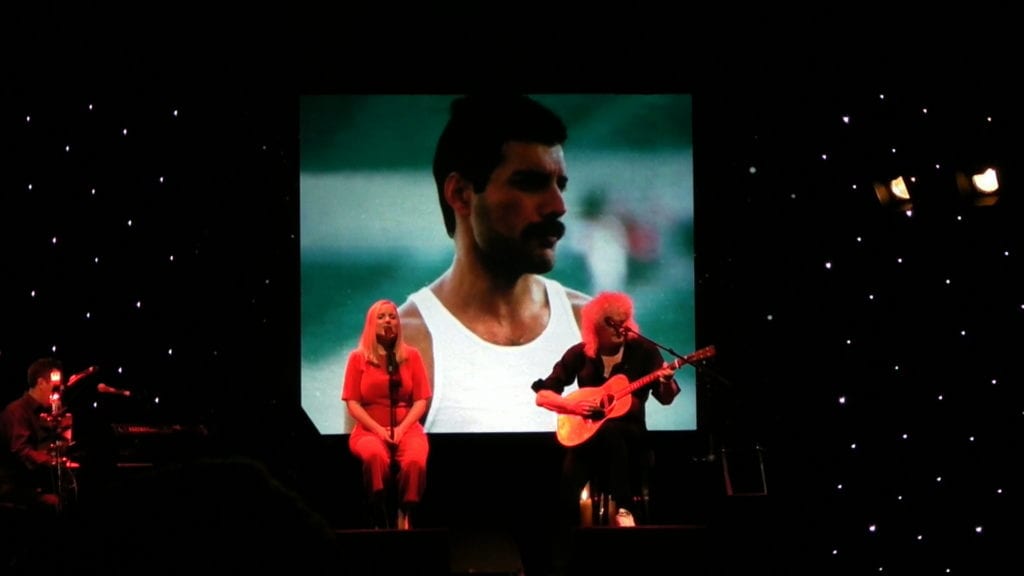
1;88;1018;573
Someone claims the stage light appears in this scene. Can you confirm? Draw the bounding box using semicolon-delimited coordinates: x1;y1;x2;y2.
956;166;1001;206
873;175;912;208
972;167;999;193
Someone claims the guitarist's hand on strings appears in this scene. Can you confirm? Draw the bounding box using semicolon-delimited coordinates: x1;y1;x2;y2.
570;397;604;418
655;362;676;384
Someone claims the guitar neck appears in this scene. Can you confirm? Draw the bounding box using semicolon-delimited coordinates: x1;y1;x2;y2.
621;358;685;397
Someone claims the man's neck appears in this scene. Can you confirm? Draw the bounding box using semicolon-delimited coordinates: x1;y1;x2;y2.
430;258;551;345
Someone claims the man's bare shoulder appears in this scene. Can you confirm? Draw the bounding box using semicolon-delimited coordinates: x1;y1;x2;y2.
563;286;591;306
398;297;434;389
398;299;427;342
562;286;591;327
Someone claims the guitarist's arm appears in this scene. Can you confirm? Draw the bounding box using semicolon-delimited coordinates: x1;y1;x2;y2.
535;389;600;417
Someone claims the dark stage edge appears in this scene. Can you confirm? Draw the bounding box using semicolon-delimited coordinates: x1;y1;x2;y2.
333;524;714;576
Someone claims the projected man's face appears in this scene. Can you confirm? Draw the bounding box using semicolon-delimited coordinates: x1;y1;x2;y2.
470;141;568;276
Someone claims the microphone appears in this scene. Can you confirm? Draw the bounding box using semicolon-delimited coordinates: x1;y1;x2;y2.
97;383;131;397
66;366;99;388
382;326;399;375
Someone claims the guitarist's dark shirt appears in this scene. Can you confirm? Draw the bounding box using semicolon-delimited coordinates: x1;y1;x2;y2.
532;338;673;425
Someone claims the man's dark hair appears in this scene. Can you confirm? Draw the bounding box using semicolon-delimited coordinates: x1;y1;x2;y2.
27;357;61;389
433;95;568;238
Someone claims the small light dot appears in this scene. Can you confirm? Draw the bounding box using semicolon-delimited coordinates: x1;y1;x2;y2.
936;476;942;483
945;279;951;285
159;176;164;183
825;261;832;269
901;433;908;439
850;443;857;450
975;526;983;534
821;153;828;160
845;339;852;345
85;312;91;319
841;116;850;124
51;237;57;245
65;145;71;152
748;166;757;174
969;436;975;442
28;184;33;191
916;534;923;541
837;484;843;490
169;255;175;262
122;128;128;136
991;378;997;385
766;314;773;321
26;115;31;123
173;109;179;117
94;257;100;264
88;104;93;111
960;330;967;336
838;396;846;404
167;349;173;356
896;257;903;263
135;301;142;309
868;524;876;532
894;365;900;371
128;219;133;227
30;290;36;297
938;394;943;400
91;188;97;195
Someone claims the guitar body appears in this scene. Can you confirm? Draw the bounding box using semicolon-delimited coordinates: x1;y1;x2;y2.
556;376;633;447
555;345;716;447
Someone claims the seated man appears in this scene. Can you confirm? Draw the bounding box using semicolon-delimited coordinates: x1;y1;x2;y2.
533;292;679;527
0;357;68;513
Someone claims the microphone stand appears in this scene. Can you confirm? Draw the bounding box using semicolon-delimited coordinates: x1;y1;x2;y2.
618;325;686;362
618;325;726;485
386;347;401;526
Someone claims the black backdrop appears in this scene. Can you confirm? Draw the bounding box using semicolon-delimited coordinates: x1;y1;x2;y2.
4;49;1022;572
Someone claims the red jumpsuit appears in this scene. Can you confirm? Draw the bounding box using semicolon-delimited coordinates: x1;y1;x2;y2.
342;347;430;504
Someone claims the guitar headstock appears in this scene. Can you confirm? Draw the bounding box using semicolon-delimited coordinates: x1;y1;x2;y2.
673;345;716;368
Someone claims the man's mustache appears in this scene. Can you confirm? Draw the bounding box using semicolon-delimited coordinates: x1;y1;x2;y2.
522;219;566;240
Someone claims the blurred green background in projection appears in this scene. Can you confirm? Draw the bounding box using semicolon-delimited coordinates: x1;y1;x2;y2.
300;94;695;435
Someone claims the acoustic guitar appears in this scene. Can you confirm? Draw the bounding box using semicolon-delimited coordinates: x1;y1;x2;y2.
556;345;716;447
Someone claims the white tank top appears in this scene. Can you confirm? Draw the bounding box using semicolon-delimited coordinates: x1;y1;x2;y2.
408;277;581;433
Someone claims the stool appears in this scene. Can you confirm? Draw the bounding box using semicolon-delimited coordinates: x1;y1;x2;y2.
580;449;655;526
